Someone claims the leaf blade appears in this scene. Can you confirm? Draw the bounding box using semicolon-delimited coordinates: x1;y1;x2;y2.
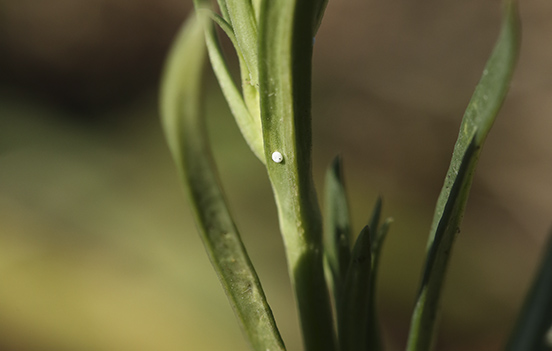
339;226;373;351
193;1;265;163
406;1;520;350
226;0;259;84
323;156;352;309
507;232;552;351
366;215;392;351
160;14;285;351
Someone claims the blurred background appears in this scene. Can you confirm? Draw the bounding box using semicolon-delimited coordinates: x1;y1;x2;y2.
0;0;551;350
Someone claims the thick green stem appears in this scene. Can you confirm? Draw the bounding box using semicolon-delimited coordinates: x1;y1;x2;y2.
258;0;336;350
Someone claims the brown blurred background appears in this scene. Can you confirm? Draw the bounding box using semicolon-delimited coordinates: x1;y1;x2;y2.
0;0;551;350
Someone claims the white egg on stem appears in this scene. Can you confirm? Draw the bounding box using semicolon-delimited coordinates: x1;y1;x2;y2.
272;151;283;163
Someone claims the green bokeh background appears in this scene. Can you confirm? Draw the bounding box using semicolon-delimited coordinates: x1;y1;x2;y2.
1;1;551;350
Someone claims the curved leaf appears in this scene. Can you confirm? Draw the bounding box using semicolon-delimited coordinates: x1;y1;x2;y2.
507;231;552;351
340;225;372;351
366;210;392;351
193;1;265;163
226;0;259;85
324;156;352;309
406;1;520;350
160;14;284;351
338;213;391;351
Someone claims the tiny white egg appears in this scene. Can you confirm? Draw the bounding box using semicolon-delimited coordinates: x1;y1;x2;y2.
271;151;283;163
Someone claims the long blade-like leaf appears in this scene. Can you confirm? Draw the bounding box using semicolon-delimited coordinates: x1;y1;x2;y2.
216;0;230;22
226;0;259;84
368;197;383;244
366;214;392;351
197;6;262;134
340;225;373;351
313;0;329;34
507;231;552;351
193;0;265;163
199;8;238;48
324;156;352;309
160;14;285;351
406;1;520;350
259;0;336;350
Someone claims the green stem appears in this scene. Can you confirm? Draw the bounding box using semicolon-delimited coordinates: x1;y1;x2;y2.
259;1;336;350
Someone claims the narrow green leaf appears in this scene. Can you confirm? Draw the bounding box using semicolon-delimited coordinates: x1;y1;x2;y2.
408;135;478;351
198;6;261;127
199;8;238;49
372;217;392;267
193;1;265;163
203;1;262;143
160;14;285;351
217;0;262;131
406;2;520;350
339;225;373;351
366;216;392;351
507;231;552;351
226;0;259;84
160;14;205;162
259;0;337;350
216;0;231;22
323;156;352;318
342;198;391;351
313;0;329;34
368;197;383;244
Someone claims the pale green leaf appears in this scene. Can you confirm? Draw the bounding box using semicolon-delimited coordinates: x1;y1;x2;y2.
193;1;265;163
226;0;259;84
159;14;284;351
216;0;230;22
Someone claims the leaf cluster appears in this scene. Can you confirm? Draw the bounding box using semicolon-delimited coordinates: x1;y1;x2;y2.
159;1;552;350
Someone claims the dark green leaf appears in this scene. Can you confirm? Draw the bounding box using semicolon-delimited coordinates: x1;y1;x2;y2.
313;0;329;34
339;225;373;351
406;1;520;350
324;156;352;298
507;231;552;351
365;216;392;351
323;156;352;330
368;197;382;246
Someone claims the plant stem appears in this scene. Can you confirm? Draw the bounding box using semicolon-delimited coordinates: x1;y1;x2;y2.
259;0;337;350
